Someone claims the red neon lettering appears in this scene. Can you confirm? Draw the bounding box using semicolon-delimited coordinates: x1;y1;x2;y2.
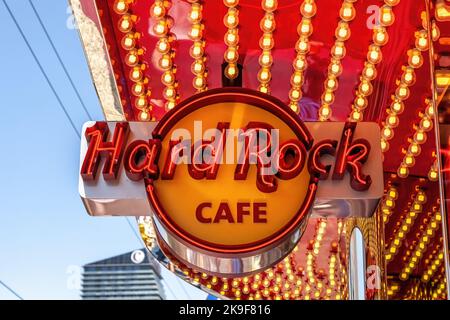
277;139;307;180
188;122;229;180
80;122;129;180
161;139;190;180
123;139;161;181
235;122;277;193
332;122;372;191
308;139;338;180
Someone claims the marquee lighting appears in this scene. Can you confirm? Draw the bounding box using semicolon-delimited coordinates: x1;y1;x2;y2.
258;0;278;94
151;0;178;110
350;0;400;122
380;25;428;153
385;188;427;263
289;0;317;113
224;0;240;80
319;0;357;121
189;1;208;92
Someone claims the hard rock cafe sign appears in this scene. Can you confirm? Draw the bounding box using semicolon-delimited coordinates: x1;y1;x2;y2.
79;88;383;276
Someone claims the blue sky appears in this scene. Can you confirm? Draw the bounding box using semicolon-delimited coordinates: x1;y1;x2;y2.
0;0;205;300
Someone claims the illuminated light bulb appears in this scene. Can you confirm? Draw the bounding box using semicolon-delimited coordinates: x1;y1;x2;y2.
153;20;168;36
130;67;143;81
396;84;410;100
340;2;356;21
261;14;276;32
380;6;394;26
415;30;429;51
224;47;238;63
259;34;274;50
404;154;415;167
139;110;150;121
161;71;175;85
293;56;306;70
190;42;204;58
159;55;172;69
224;0;239;7
387;114;399;127
413;130;427;144
225;64;238;79
301;0;317;18
258;68;271;83
224;9;239;28
367;45;382;64
119;15;133;33
193;76;206;89
259;52;273;67
332;42;346;59
125;51;139;66
262;0;278;12
157;39;170;53
296;39;309;53
291;72;304;86
420;117;433;131
319;105;331;119
388;187;398;199
189;24;202;40
191;61;205;74
189;3;202;21
408;49;423;68
425;103;434;118
326;77;338;91
132;82;145;96
163;86;175;99
401;67;415;86
382;126;394;140
259;85;269;94
322;91;334;104
336;22;350;41
432;21;440;42
151;2;165;18
373;27;388;46
391;100;404;113
416;192;426;204
166;100;176;110
363;63;376;80
298;19;313;36
135;96;147;109
225;30;239;46
355;95;368;109
408;143;421;156
351;110;362;121
359;80;372;96
290;103;299;113
329;59;342;76
114;0;128;14
290;88;302;101
121;33;136;50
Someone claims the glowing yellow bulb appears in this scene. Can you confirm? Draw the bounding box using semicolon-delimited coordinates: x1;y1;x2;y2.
225;64;238;79
119;15;133;33
301;1;317;18
380;6;394;26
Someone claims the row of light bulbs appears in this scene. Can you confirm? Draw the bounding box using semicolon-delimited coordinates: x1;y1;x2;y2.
319;0;357;121
350;1;399;122
385;188;427;262
257;0;278;94
397;99;435;178
380;26;429;153
399;206;441;281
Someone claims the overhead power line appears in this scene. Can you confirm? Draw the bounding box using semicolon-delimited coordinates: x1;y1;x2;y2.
28;0;93;121
2;0;80;139
0;280;24;300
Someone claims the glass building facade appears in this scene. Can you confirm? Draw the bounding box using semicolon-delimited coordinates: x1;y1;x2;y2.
81;249;165;300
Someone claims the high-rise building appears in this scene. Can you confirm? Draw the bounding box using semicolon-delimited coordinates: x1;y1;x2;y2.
81;249;165;300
